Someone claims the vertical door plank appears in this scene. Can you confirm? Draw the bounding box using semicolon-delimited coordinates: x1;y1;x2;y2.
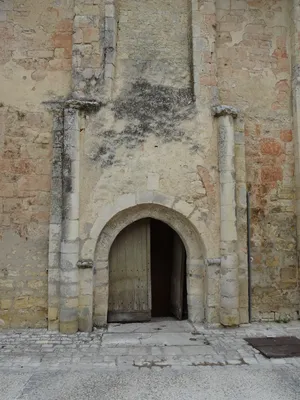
108;219;151;322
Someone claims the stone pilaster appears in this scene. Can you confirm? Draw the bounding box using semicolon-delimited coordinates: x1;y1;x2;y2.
290;2;300;266
213;105;240;327
104;0;118;99
45;98;100;333
191;0;218;111
59;107;80;334
72;0;103;100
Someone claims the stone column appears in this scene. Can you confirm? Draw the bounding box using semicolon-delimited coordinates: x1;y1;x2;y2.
77;259;94;332
235;116;248;324
290;2;300;266
59;107;80;334
48;111;64;331
213;105;239;326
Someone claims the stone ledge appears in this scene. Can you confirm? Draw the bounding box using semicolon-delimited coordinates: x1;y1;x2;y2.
43;98;103;112
212;105;239;118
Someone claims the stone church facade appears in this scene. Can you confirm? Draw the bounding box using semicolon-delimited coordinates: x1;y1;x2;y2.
0;0;299;333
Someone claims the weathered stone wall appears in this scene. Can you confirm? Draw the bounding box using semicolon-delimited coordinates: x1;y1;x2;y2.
0;0;73;327
80;0;221;325
80;0;219;243
1;0;299;329
216;0;298;321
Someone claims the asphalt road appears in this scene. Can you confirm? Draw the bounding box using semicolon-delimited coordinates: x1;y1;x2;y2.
1;365;300;400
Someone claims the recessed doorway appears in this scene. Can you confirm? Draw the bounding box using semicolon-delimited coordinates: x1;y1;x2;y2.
108;218;187;323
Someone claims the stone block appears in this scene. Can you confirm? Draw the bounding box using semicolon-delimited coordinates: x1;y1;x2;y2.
147;173;160;190
219;155;235;172
220;278;239;299
189;305;205;323
105;63;115;79
48;307;58;321
231;0;247;10
27;50;54;58
173;200;195;217
0;299;12;309
136;191;154;204
60;283;79;298
105;47;116;64
94;303;108;318
79;294;93;307
61;253;79;271
105;3;115;18
115;193;136;212
73;29;83;44
59;320;78;334
93;315;107;327
153;192;175;208
61;270;79;284
90;218;107;240
220;205;236;222
0;11;7;22
105;16;117;32
220;309;240;327
95;268;109;286
80;279;93;296
193;37;209;52
48;281;59;297
48;320;59;331
74;15;94;29
206;307;219;324
79;310;93;332
61;239;79;255
83;27;99;43
0;0;13;10
220;170;235;184
81;239;96;260
221;224;237;242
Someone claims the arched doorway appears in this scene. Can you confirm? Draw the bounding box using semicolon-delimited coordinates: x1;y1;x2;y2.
108;218;187;323
89;201;206;329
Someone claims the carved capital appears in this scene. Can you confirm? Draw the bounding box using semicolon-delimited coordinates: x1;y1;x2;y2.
212;105;239;118
205;258;221;266
77;259;94;269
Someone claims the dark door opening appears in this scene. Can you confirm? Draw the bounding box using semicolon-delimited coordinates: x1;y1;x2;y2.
150;219;187;320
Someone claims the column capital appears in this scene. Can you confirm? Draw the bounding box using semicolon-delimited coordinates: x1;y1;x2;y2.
212;105;239;119
77;259;94;269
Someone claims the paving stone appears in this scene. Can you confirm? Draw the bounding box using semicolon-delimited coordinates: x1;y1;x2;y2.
1;321;300;370
242;357;258;365
227;359;243;365
271;358;286;365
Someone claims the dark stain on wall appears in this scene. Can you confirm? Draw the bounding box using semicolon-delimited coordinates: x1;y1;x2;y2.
88;79;200;167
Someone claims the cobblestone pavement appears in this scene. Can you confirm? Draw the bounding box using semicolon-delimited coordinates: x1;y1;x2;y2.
1;319;300;371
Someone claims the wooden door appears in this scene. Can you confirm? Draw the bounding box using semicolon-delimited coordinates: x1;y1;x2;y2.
170;233;186;320
108;219;151;322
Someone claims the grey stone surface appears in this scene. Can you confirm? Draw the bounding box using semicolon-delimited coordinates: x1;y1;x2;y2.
1;366;300;400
